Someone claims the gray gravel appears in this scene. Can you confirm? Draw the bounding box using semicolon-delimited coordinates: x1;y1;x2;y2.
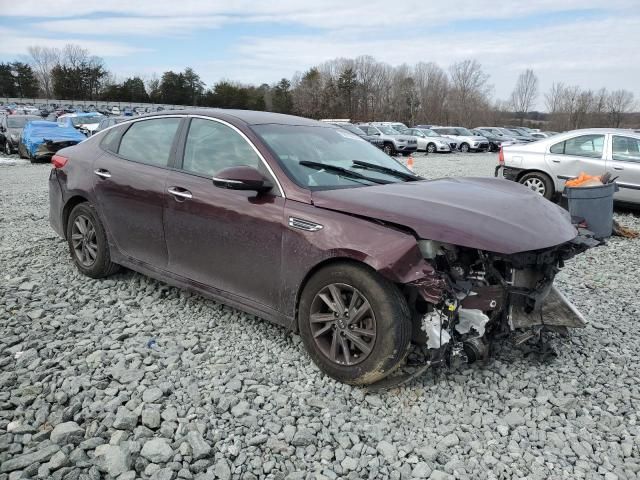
1;151;639;480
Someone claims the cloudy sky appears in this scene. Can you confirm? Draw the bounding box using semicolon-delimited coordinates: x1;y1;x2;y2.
1;0;639;109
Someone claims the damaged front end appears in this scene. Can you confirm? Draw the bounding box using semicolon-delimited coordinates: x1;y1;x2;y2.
34;140;80;161
400;230;598;374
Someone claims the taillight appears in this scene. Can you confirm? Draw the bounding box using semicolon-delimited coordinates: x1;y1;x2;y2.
498;146;504;165
51;154;68;169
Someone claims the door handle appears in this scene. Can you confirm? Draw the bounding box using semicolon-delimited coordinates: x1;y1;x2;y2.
168;187;193;200
94;168;111;179
551;159;560;163
613;165;624;171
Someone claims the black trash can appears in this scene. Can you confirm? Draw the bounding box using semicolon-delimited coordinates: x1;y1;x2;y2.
563;183;618;239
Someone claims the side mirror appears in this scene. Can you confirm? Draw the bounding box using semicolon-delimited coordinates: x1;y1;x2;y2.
212;166;272;193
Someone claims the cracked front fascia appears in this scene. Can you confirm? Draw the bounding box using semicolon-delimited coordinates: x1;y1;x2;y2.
376;243;446;304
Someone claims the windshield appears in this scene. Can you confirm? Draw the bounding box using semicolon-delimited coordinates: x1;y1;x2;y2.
71;115;102;126
338;124;365;136
251;124;414;189
420;129;439;137
7;116;37;128
455;128;474;136
377;125;399;135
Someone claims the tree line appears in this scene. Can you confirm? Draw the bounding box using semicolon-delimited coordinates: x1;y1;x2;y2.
1;44;637;130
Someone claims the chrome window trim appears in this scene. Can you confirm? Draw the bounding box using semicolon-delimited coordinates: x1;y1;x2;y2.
190;115;285;198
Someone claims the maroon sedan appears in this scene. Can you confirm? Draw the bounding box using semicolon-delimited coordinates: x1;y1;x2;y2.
49;110;592;386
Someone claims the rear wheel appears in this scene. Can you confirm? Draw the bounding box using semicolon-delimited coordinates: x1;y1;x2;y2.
298;263;412;385
4;140;11;155
426;143;436;153
383;143;395;156
519;172;554;200
460;143;470;153
66;203;120;278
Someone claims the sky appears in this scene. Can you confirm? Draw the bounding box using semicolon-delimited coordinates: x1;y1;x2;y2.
1;0;639;110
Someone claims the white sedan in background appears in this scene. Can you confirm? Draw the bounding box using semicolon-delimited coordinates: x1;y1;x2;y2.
496;128;640;204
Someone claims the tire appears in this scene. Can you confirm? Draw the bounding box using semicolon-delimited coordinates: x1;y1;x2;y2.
4;141;12;155
383;143;395;156
460;143;470;153
519;172;554;200
426;143;436;154
18;143;28;159
66;203;120;278
298;263;412;385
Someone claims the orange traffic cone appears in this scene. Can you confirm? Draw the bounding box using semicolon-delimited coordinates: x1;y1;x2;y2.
406;156;414;171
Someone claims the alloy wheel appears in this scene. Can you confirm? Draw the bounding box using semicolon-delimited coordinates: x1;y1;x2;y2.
460;143;470;152
427;144;436;153
523;177;546;196
71;214;98;267
309;283;377;366
5;141;11;155
383;144;393;155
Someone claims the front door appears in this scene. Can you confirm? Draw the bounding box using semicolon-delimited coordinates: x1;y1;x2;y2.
93;117;183;268
609;134;640;203
163;117;285;311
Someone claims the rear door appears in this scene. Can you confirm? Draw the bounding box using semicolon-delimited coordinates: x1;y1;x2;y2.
608;134;640;203
93;116;183;268
546;134;607;184
163;117;285;311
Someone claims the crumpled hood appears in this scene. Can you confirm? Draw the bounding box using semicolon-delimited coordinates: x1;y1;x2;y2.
312;177;577;254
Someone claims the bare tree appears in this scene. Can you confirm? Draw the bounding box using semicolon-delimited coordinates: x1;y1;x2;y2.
27;46;60;98
510;69;538;125
544;82;565;114
448;59;491;126
607;89;635;127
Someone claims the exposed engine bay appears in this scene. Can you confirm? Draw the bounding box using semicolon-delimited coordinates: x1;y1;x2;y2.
371;231;599;390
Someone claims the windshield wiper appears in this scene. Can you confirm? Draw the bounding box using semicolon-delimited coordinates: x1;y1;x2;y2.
351;160;422;181
299;160;391;185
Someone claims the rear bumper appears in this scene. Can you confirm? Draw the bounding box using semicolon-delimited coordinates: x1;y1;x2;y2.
494;165;524;181
49;169;65;239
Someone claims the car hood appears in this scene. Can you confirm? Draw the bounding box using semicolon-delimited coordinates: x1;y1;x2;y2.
311;177;577;254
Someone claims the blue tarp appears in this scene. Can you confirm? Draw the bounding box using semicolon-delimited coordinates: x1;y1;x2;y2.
22;121;86;157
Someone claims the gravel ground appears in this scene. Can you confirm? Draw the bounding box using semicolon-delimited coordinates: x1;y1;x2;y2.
1;151;639;480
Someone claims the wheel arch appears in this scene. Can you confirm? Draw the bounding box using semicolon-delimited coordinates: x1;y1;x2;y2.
62;195;89;239
293;257;380;333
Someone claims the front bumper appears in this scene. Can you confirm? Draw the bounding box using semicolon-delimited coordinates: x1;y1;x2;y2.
34;140;80;161
396;144;418;152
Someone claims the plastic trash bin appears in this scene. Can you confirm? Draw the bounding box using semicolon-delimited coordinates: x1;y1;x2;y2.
563;182;618;239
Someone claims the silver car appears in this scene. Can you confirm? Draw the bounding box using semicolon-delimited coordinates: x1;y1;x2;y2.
431;127;489;152
405;128;454;153
496;128;640;204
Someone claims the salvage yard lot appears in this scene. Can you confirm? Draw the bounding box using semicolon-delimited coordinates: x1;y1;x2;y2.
1;152;639;479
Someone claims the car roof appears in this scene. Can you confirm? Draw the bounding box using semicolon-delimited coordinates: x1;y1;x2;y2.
130;109;325;127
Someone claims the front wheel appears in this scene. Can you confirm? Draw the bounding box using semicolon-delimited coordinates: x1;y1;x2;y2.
460;143;470;153
4;141;11;155
298;263;412;385
383;143;395;156
519;172;554;200
66;203;120;278
426;143;436;153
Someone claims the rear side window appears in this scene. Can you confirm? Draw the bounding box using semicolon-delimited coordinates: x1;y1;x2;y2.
612;136;640;163
550;135;604;158
100;124;125;152
118;118;181;167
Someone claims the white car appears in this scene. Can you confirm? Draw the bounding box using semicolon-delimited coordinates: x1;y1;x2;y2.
111;106;121;115
431;127;489;152
496;128;640;204
404;128;453;153
57;113;104;135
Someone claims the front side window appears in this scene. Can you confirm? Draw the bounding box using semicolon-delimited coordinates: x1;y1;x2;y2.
612;136;640;163
118;118;181;167
550;134;604;158
182;118;261;177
